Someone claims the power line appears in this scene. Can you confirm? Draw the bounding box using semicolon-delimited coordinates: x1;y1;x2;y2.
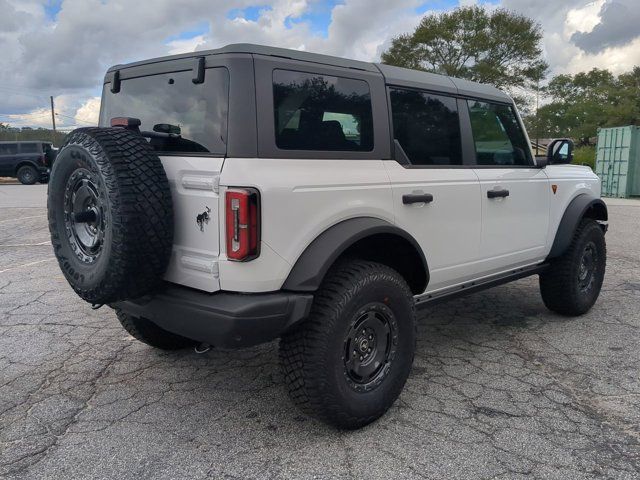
54;112;96;125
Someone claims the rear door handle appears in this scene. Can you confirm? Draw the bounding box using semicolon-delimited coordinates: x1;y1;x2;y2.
487;189;509;199
402;193;434;205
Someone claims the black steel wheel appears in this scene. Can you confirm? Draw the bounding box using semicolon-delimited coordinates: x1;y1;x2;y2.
16;165;38;185
280;259;416;429
577;241;598;294
64;169;107;264
343;303;398;392
540;219;606;316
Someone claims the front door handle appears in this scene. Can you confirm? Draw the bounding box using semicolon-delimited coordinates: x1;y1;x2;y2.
487;189;510;199
403;193;434;205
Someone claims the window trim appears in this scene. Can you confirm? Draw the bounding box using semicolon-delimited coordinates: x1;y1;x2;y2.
255;56;390;160
465;99;536;168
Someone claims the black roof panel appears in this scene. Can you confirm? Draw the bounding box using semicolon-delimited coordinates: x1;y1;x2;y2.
106;43;512;102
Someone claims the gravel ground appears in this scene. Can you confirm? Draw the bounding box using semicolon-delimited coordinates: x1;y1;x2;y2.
1;185;639;479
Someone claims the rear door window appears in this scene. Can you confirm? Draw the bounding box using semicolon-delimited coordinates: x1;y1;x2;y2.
467;100;532;166
100;67;229;155
273;69;373;151
19;143;39;154
0;144;18;155
390;88;462;166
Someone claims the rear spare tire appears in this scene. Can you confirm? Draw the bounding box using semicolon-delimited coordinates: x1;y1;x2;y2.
47;127;173;305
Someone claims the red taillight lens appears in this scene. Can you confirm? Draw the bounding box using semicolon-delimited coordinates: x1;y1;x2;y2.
225;188;260;261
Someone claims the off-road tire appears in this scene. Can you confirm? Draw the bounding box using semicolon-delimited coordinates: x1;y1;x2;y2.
17;165;38;185
279;259;416;429
47;127;173;305
116;310;195;350
540;219;606;316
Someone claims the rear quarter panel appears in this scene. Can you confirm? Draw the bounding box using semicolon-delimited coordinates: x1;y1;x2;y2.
218;158;393;292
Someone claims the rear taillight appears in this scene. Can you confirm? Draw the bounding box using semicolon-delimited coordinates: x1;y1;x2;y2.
39;154;47;166
225;188;260;261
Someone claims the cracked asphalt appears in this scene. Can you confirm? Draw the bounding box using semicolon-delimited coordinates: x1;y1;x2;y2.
1;184;640;479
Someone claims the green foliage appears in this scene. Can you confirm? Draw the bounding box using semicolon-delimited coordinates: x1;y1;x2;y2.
0;125;67;147
573;146;595;169
531;67;640;143
381;6;547;92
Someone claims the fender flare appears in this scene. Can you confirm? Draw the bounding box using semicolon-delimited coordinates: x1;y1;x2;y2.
14;161;40;174
282;217;429;292
547;194;608;260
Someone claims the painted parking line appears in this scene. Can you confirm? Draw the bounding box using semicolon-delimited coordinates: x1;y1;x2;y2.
0;258;55;274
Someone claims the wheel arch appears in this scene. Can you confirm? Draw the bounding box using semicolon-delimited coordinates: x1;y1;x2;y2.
14;161;39;175
281;217;429;294
547;194;608;260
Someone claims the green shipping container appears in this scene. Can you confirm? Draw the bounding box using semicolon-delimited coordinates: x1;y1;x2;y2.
595;126;640;198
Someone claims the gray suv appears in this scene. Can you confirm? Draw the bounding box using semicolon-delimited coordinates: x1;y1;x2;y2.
0;141;56;184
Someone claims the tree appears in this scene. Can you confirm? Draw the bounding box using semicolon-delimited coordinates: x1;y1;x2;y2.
529;68;640;143
381;6;548;92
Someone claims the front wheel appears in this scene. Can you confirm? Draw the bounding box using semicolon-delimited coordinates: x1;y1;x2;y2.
279;260;416;429
540;219;606;316
16;165;38;185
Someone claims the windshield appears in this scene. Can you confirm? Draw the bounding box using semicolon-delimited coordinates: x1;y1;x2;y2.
100;67;229;155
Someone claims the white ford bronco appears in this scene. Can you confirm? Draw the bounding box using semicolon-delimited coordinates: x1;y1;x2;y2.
47;44;607;429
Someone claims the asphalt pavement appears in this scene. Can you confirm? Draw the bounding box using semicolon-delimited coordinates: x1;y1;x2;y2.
1;184;640;479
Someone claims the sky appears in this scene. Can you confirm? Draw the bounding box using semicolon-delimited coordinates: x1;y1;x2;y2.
1;0;639;129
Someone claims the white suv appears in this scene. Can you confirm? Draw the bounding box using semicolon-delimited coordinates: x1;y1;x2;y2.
47;44;607;429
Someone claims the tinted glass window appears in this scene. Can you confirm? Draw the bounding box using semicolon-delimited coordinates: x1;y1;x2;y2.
100;68;229;154
0;144;18;155
467;100;532;166
390;89;462;166
273;70;373;151
20;143;39;153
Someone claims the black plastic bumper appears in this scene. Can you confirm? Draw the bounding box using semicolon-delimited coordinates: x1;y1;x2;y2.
112;285;313;349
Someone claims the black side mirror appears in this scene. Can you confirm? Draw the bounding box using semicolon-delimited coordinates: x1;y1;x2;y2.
546;138;574;165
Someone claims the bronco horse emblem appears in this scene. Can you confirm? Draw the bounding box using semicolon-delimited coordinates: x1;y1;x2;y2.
196;206;211;232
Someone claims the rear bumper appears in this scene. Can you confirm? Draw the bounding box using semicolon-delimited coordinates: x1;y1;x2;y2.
112;285;313;349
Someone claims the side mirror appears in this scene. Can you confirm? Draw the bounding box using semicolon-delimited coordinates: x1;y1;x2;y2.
546;138;574;165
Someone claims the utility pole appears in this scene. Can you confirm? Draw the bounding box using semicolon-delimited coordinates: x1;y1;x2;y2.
50;96;57;145
535;81;540;156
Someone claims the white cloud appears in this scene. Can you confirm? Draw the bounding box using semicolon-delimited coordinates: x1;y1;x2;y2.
2;0;640;128
74;97;101;126
565;0;605;35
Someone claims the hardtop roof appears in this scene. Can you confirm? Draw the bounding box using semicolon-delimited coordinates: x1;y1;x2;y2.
106;43;512;103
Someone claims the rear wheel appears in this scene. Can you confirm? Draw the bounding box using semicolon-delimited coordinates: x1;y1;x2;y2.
16;165;38;185
116;310;196;350
540;219;606;316
279;259;416;429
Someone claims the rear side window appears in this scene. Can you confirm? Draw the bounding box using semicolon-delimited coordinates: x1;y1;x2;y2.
0;144;18;155
273;69;373;151
390;88;462;166
467;100;532;166
100;67;229;155
20;143;39;154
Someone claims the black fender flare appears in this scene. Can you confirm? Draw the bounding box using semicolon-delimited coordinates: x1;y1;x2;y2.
547;194;608;260
282;217;429;292
14;161;40;174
